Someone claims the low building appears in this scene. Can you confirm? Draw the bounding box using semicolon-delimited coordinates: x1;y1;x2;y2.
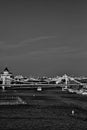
14;75;24;81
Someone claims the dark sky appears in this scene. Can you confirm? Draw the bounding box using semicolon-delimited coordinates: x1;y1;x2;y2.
0;0;87;76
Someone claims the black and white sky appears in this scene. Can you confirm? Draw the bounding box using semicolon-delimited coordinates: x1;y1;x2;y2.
0;0;87;76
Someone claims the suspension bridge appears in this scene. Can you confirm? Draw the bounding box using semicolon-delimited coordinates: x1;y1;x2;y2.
0;68;85;92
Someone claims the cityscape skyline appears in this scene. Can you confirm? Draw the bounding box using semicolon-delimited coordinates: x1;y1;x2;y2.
0;1;87;76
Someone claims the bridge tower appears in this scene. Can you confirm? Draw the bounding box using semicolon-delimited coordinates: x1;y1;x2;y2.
1;67;13;90
63;74;69;89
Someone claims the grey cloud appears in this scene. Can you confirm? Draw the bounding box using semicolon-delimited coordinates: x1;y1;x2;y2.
20;36;57;46
0;36;57;48
0;45;85;59
0;35;87;60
